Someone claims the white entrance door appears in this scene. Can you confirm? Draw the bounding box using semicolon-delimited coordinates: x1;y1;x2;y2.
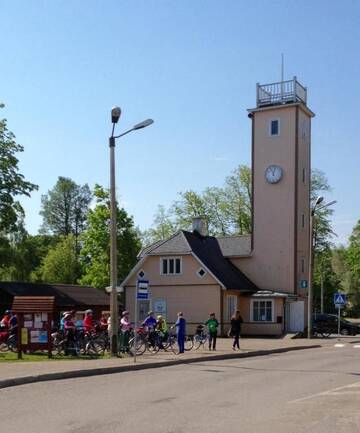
289;301;304;332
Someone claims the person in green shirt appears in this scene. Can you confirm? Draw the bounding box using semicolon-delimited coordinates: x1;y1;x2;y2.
205;312;219;351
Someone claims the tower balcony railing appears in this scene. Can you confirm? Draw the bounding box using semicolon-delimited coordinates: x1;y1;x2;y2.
256;77;307;108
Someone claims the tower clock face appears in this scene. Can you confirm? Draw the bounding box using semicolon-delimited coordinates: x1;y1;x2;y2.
265;165;283;184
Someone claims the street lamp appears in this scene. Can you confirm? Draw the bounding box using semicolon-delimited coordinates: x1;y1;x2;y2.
109;107;154;356
307;197;337;339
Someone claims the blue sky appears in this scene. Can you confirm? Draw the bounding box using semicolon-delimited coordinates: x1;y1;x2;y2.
1;0;359;244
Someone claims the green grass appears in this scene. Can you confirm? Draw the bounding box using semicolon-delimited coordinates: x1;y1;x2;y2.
0;351;112;362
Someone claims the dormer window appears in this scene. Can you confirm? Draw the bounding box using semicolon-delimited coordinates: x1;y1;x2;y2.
269;119;280;137
161;257;182;275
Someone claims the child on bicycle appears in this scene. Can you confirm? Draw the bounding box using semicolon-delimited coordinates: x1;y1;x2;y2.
205;312;219;351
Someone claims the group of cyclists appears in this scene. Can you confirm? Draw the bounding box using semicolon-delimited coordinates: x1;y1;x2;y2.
0;307;244;356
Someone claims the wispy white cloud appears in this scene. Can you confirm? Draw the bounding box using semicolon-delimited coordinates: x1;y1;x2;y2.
210;156;229;162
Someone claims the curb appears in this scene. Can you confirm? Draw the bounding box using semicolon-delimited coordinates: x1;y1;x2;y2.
0;344;321;390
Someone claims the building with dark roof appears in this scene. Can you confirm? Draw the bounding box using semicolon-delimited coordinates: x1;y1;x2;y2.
0;282;110;321
123;78;313;336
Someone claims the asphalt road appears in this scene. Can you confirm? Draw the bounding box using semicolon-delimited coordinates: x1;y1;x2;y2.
1;344;360;433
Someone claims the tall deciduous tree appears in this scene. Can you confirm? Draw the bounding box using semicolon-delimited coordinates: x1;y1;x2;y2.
40;177;92;249
142;205;176;245
224;165;252;234
79;185;141;289
40;235;81;284
0;103;38;234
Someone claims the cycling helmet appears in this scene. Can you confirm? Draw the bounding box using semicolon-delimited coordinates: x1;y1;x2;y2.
122;310;129;316
64;313;72;319
157;315;163;320
85;309;93;315
5;310;11;315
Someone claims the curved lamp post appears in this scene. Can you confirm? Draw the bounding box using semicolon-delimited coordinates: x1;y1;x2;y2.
307;197;337;339
109;107;154;355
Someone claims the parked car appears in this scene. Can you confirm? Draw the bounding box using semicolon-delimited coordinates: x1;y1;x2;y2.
313;313;360;336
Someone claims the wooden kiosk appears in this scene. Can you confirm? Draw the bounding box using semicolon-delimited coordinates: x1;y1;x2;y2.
12;296;55;359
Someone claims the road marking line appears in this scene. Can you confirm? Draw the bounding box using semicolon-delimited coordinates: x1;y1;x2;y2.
334;343;345;347
354;345;360;348
289;381;360;403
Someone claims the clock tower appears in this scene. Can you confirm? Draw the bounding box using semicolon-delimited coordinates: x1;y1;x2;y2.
243;77;314;296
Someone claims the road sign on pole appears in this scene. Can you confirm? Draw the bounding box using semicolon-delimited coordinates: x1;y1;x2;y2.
137;279;149;300
334;293;347;307
134;279;150;363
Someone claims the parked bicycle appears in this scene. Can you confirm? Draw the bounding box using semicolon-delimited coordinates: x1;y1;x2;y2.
193;324;208;350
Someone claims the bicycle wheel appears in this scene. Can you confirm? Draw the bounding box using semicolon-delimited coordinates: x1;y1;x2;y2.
85;341;99;357
52;339;65;356
7;335;17;352
129;336;146;356
194;335;207;350
93;337;106;356
184;335;194;351
146;336;160;354
170;335;179;354
0;341;8;352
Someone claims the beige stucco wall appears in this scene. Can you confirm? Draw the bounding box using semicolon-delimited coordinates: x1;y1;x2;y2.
126;254;218;287
125;284;221;335
124;254;223;334
296;108;311;295
238;104;311;295
222;293;284;336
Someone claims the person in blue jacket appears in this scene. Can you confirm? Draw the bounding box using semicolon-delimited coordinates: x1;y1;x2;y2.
175;312;186;354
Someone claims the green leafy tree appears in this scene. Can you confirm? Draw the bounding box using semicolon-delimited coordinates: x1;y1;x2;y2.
40;177;92;249
170;166;252;236
40;235;81;284
142;205;176;245
224;165;252;234
311;169;337;313
343;220;360;312
0;103;38;234
79;185;141;289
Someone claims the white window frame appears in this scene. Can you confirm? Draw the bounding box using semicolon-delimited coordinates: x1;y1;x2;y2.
160;257;182;276
268;118;280;137
301;258;305;274
197;267;207;278
250;299;274;322
226;295;237;321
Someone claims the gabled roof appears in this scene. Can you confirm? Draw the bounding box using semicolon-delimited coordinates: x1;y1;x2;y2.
138;239;164;258
217;235;252;257
127;231;258;292
182;231;258;292
139;231;192;258
0;282;109;307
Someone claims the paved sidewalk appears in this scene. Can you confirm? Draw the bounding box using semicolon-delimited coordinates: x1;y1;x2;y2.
0;337;341;389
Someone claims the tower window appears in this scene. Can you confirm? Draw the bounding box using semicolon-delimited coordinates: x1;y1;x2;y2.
302;214;305;228
301;258;305;273
302;168;306;183
269;119;280;136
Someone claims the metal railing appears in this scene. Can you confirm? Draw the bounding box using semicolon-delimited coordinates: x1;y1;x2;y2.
256;77;307;107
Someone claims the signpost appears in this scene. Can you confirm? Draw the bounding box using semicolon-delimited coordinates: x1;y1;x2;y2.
334;293;347;345
134;279;149;363
300;280;308;289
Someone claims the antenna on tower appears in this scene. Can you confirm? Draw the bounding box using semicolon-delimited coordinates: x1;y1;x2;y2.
280;53;284;102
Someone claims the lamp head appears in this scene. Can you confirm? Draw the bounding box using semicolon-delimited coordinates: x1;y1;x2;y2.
133;118;154;130
315;196;324;206
111;107;121;124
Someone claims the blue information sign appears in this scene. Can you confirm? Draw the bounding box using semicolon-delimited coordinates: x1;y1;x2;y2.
137;279;149;300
